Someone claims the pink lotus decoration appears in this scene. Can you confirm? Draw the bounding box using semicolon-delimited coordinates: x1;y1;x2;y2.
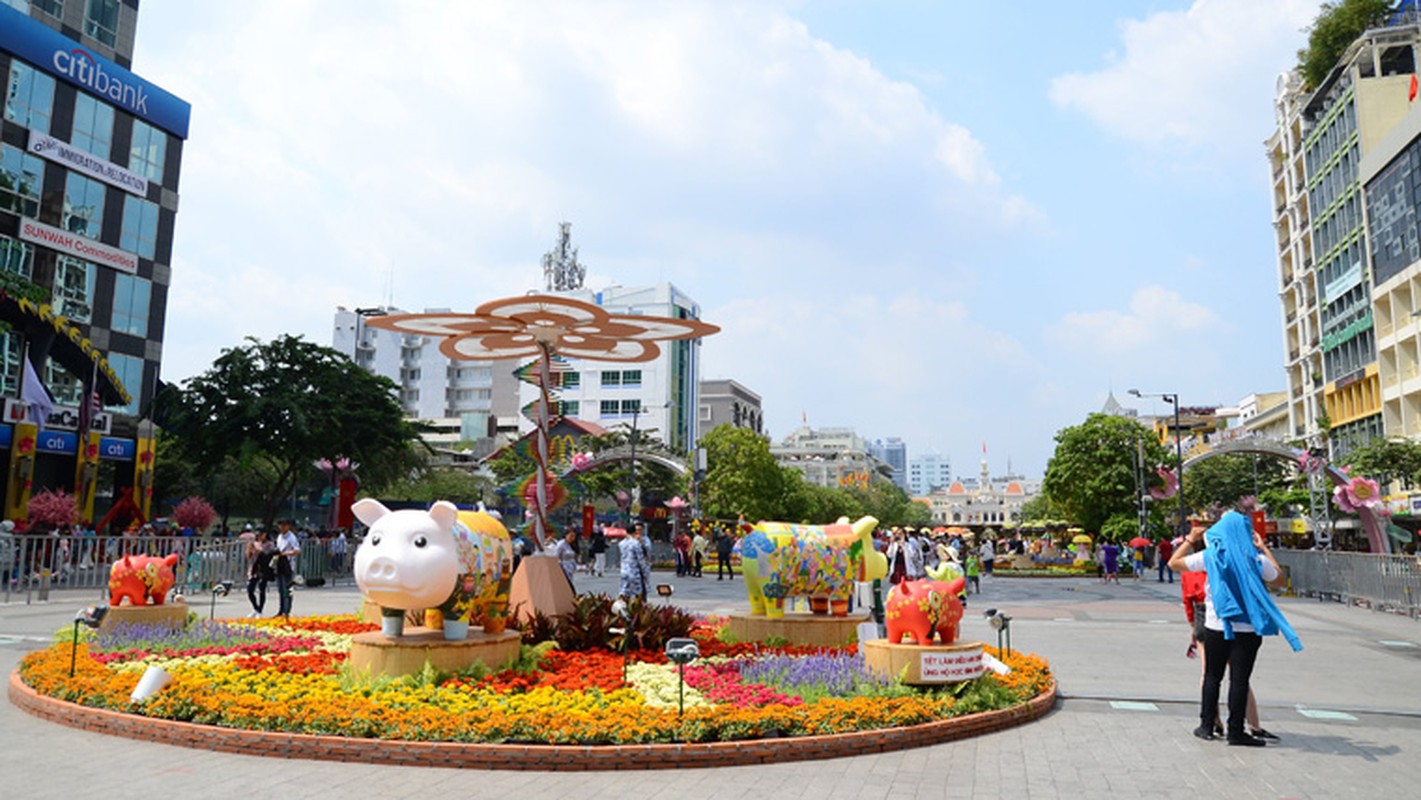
570;452;593;471
1149;467;1179;500
666;496;688;510
1334;476;1382;514
1297;452;1327;474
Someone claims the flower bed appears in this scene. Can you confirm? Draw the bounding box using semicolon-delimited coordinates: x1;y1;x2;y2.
18;613;1052;746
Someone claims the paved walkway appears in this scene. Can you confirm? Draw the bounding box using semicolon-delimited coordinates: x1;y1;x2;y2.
3;568;1420;799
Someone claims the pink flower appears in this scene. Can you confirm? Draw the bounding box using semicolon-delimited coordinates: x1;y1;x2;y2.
1334;476;1382;513
1150;467;1179;500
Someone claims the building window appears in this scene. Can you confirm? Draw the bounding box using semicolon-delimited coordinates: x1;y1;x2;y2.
63;172;107;238
84;0;120;47
120;195;159;259
559;400;579;416
110;272;149;336
599;400;620;416
621;370;642;387
107;351;142;415
622;399;641;415
1;144;44;217
53;257;95;323
31;0;62;19
563;371;580;389
127;119;167;183
4;61;56;133
0;236;35;278
70;92;115;159
600;371;620;387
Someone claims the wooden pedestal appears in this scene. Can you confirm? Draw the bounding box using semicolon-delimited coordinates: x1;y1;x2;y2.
348;628;522;679
99;601;189;633
724;612;869;648
862;639;985;685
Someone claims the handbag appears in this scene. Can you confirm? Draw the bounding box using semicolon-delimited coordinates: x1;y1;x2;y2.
1191;601;1208;641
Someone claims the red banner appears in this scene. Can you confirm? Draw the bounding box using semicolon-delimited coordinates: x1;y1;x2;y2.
337;477;357;529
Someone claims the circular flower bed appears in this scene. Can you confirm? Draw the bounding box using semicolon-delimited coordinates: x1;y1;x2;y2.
18;613;1052;746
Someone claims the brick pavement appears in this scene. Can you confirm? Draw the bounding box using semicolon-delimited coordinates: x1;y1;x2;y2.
3;569;1420;798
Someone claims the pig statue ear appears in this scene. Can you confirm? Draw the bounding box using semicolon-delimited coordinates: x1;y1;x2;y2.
429;500;459;531
352;498;391;527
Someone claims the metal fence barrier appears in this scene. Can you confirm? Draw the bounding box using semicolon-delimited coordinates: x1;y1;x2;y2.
0;534;355;605
1274;549;1421;618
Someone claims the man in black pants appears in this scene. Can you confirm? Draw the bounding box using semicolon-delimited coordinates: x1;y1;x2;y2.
715;527;735;580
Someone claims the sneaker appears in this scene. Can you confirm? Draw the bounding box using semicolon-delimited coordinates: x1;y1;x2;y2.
1192;725;1217;741
1227;732;1266;747
1250;728;1280;741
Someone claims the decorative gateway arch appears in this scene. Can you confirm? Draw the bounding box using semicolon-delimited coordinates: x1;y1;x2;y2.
1181;439;1390;554
366;294;717;549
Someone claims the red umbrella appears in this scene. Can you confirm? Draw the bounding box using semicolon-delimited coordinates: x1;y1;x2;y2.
1128;536;1152;548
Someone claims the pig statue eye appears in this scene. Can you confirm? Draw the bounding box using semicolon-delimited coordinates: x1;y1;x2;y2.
370;535;381;546
413;536;428;548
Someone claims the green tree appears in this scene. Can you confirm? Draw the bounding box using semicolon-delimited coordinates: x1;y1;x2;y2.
166;335;419;527
1042;413;1171;533
1340;436;1421;490
1183;453;1290;513
699;424;788;520
381;467;494;506
1297;0;1393;89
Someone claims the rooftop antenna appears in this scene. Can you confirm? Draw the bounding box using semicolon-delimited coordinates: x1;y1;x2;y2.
543;222;586;292
382;263;395;308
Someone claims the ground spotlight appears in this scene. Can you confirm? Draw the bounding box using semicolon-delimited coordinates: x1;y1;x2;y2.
70;605;109;677
983;608;1013;657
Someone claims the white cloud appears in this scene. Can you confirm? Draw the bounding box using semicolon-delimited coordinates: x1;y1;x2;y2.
1049;285;1223;355
1048;0;1316;154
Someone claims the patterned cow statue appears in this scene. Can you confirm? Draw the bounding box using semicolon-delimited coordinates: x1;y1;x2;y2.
352;499;513;639
738;516;886;618
885;576;967;645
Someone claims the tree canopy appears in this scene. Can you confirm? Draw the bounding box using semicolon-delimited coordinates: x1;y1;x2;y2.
1298;0;1394;89
165;335;419;526
1041;413;1171;534
1340;436;1421;490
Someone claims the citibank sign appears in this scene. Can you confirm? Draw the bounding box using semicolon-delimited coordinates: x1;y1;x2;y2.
0;4;190;139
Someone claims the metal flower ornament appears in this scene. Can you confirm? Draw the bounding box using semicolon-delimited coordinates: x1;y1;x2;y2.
365;295;719;547
1334;476;1386;515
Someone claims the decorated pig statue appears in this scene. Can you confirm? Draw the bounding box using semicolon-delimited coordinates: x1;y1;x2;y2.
352;498;513;639
738;516;887;618
108;553;180;606
885;576;967;645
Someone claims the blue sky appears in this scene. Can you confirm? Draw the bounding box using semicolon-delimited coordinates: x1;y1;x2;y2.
133;0;1319;479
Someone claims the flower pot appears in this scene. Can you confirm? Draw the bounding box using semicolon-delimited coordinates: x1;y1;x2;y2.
809;597;829;615
442;619;469;640
424;609;443;630
483;616;507;634
381;615;405;637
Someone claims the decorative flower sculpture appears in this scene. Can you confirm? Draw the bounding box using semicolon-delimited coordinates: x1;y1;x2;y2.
1334;476;1382;514
570;452;594;471
364;295;720;363
1297;451;1327;474
1149;467;1179;500
364;294;718;550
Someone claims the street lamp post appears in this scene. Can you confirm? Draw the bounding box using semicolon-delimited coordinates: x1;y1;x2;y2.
1130;389;1186;537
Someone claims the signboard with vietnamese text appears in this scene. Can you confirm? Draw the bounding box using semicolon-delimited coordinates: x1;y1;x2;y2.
919;650;985;683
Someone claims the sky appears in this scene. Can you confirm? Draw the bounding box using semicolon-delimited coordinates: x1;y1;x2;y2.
131;0;1322;479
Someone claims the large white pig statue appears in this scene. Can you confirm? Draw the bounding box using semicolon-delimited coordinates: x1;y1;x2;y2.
352;498;512;639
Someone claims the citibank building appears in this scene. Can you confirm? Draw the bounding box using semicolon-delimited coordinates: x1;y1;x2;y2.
0;1;187;525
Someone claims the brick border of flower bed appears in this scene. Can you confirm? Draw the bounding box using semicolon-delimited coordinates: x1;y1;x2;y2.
9;669;1056;770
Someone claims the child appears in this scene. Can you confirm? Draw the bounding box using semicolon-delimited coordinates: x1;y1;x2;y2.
965;553;981;595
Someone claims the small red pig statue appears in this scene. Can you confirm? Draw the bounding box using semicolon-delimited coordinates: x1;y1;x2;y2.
884;576;967;645
108;553;180;606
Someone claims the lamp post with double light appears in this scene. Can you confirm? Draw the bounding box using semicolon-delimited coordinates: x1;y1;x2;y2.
1129;389;1186;537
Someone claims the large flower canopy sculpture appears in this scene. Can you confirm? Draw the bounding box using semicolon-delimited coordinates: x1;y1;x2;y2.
365;295;719;547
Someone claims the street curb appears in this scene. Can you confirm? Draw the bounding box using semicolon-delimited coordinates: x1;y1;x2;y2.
8;669;1057;770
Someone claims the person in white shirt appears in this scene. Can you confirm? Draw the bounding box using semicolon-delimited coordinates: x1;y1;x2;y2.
274;520;302;618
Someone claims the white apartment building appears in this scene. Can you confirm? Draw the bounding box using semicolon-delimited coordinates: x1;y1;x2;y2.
907;450;952;496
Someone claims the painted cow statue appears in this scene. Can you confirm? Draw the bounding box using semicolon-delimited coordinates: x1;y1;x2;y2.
108;553;179;606
738;516;886;618
885;576;967;645
352;498;513;639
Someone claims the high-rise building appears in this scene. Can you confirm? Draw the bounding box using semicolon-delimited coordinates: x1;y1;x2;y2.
1;2;189;519
1270;15;1421;458
772;425;889;489
332;306;511;452
867;437;907;491
698;378;763;441
532;283;708;455
907;450;951;496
